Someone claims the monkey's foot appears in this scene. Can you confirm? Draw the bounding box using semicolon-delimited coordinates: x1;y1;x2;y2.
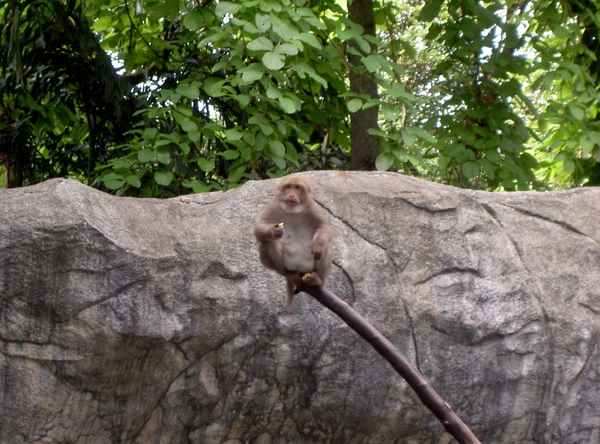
301;272;323;287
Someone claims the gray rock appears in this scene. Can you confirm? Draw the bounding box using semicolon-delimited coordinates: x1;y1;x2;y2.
1;171;599;443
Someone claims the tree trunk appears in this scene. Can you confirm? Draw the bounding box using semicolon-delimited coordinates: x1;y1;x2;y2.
301;285;482;444
1;152;25;188
348;0;380;170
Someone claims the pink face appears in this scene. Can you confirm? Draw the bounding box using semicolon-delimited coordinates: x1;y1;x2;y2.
281;182;305;205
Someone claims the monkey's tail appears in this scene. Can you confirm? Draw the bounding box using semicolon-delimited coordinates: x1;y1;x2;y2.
286;279;295;313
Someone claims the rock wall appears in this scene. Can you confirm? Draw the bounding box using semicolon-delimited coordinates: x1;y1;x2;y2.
1;171;599;443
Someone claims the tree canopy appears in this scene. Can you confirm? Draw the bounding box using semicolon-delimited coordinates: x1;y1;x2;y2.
1;0;600;196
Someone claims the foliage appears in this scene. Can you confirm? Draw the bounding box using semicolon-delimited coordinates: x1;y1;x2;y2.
380;0;600;190
0;0;137;187
2;0;600;194
92;0;363;196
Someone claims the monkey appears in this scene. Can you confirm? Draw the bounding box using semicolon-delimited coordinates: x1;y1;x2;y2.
254;176;334;313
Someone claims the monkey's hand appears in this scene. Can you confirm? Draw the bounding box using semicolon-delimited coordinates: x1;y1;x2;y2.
311;240;327;260
302;272;323;287
272;222;284;238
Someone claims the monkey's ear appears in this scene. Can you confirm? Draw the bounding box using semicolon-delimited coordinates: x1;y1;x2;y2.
304;181;313;195
277;178;291;192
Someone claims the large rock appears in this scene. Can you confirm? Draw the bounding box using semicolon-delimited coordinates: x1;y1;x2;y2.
1;172;599;443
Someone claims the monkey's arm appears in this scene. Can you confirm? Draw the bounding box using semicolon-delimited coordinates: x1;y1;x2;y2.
254;205;285;242
254;221;284;241
302;200;333;260
311;223;334;260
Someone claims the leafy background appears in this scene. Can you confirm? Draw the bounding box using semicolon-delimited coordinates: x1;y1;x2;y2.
2;0;600;196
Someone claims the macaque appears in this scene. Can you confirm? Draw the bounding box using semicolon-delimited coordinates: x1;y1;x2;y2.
254;176;334;313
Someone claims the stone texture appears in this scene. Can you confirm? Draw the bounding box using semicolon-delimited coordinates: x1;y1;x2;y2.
1;171;599;443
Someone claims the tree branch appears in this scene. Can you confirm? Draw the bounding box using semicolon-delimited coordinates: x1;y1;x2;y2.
299;285;481;444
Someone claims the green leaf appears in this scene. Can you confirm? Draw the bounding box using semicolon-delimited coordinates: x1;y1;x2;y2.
240;147;252;160
438;154;451;168
375;153;394;171
568;105;586;121
269;140;286;157
204;78;228;97
235;94;251;107
104;179;125;190
297;33;322;49
138;149;156;163
484;149;501;163
392;149;409;162
442;144;465;157
155;146;171;164
588;131;600;146
125;175;142;188
239;64;264;82
262;52;285;70
519;152;538;169
401;130;417;146
193;182;211;193
361;55;381;73
215;2;242;17
183;10;203;31
179;143;191;155
278;97;297;114
420;0;443;22
144;127;158;139
228;166;246;183
231;17;258;33
275;43;299;56
293;63;328;88
92;16;113;32
272;155;287;169
197;158;215;172
179;85;200;100
400;40;416;58
348;98;363;113
563;159;575;175
354;36;372;54
247;37;273;51
552;26;570;39
381;105;399;121
460;17;480;40
462;161;480;180
154;170;174;186
110;156;136;169
177;116;199;133
102;173;125;189
478;158;495;179
406;126;437;144
266;85;282;99
148;1;178;19
270;14;298;40
226;128;244;141
255;13;270;31
219;150;240;160
260;123;274;136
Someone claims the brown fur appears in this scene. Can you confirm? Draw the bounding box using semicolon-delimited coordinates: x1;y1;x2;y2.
254;177;334;312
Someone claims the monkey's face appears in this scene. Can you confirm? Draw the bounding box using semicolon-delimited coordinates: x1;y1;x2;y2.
278;179;310;214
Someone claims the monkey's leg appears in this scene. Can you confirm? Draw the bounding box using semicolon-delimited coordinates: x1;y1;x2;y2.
258;241;286;275
283;270;304;313
286;279;295;313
